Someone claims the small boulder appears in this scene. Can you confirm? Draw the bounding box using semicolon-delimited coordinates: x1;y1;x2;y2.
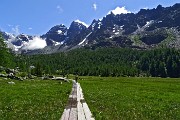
0;74;7;77
8;81;15;84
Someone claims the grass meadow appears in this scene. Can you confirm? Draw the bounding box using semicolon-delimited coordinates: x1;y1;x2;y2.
0;78;71;120
80;77;180;120
1;76;180;120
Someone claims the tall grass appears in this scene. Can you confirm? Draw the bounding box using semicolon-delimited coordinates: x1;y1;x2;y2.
80;77;180;120
0;78;71;120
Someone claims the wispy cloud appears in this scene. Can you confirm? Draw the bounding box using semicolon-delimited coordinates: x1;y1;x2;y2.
8;24;13;27
12;25;20;35
57;5;63;14
93;3;97;11
28;27;32;30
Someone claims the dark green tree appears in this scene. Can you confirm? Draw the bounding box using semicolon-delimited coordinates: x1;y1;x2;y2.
35;62;43;77
0;34;14;67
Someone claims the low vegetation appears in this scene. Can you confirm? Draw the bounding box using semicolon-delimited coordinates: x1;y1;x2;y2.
0;78;71;120
80;76;180;120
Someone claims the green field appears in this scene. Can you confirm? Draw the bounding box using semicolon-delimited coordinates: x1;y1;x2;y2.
80;77;180;120
0;78;71;120
1;77;180;120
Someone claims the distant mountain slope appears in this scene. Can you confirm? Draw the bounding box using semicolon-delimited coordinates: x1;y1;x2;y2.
1;3;180;54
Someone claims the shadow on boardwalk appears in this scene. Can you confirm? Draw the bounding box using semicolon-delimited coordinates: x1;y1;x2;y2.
60;80;95;120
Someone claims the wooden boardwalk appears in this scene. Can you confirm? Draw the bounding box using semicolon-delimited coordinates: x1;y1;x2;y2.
60;81;95;120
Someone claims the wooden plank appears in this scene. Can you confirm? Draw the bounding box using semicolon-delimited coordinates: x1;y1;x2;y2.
68;82;77;120
61;82;76;120
68;107;77;120
61;81;95;120
79;84;94;120
82;102;95;120
60;108;71;120
77;101;86;120
77;83;81;103
79;85;84;100
77;83;86;120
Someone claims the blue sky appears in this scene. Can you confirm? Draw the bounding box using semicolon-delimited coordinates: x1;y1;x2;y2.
0;0;179;35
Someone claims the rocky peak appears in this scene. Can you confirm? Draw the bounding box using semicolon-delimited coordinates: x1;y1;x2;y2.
16;34;33;42
11;34;33;46
48;24;67;34
1;3;180;54
41;24;68;45
172;3;180;9
156;5;163;10
0;31;15;41
67;21;88;38
88;19;102;31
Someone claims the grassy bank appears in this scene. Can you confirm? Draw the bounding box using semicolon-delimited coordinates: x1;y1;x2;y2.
0;78;71;120
80;77;180;120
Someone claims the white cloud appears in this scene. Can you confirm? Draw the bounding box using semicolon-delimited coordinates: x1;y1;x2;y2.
108;6;131;15
22;37;47;50
28;27;32;30
93;3;97;11
12;25;20;35
57;5;63;14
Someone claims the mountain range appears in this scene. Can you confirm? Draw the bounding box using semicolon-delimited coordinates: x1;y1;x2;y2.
1;3;180;54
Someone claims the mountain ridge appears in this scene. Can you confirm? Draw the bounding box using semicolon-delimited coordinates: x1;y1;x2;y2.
1;3;180;54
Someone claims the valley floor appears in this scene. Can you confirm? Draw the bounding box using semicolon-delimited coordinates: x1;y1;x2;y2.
80;77;180;120
0;77;180;120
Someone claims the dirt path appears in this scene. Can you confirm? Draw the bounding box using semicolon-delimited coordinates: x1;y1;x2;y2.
60;80;95;120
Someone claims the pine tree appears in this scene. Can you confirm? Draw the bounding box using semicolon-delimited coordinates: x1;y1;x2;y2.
159;62;167;78
35;62;43;77
0;34;14;67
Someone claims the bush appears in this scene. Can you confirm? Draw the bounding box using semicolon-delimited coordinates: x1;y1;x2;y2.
17;72;27;77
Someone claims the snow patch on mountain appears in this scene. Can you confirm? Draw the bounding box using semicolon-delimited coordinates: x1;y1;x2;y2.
60;40;65;44
78;32;92;46
120;25;124;29
57;30;63;34
98;22;102;29
91;23;96;30
5;32;16;39
74;19;89;28
53;40;65;46
145;20;154;27
54;41;61;46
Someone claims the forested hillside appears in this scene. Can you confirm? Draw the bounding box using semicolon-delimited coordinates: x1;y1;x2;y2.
0;32;179;78
16;48;180;78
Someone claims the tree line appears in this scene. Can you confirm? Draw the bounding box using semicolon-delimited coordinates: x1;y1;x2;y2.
16;48;180;78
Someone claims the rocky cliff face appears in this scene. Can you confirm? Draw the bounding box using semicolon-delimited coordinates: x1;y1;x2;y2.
41;24;67;46
1;3;180;54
